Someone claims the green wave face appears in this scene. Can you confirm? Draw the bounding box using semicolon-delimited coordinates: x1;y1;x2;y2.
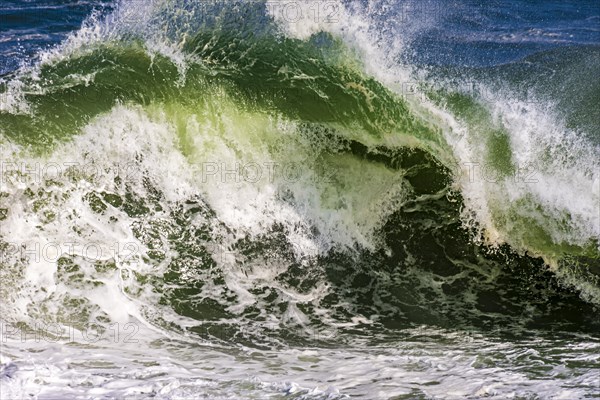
0;22;439;148
1;0;599;344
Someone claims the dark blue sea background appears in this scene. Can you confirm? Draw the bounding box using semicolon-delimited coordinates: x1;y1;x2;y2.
1;0;599;75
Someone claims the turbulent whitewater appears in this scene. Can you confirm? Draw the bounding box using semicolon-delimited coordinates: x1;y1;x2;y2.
1;0;599;398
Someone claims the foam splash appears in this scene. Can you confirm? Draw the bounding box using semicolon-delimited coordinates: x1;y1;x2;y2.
292;1;600;260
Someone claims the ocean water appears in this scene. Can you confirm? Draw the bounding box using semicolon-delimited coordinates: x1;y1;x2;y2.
0;1;599;399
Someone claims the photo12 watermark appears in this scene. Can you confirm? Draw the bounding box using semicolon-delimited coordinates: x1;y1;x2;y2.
0;241;140;264
195;161;336;185
0;161;143;187
456;162;539;184
398;80;540;105
398;0;449;23
1;321;140;345
265;1;340;24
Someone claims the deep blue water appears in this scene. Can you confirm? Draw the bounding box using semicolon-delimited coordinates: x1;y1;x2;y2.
1;0;599;75
409;0;600;66
0;0;111;74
